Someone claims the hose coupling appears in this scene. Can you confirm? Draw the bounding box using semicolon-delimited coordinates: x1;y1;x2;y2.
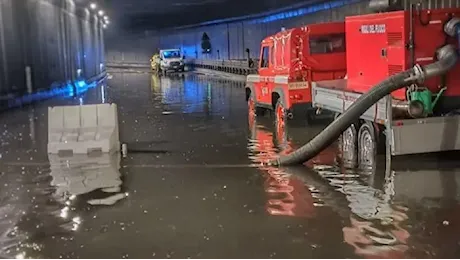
412;64;425;83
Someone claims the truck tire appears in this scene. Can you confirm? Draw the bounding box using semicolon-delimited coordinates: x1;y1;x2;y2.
335;113;358;168
358;121;378;170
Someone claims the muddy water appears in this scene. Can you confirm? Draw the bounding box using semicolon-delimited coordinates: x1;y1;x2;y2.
0;71;459;258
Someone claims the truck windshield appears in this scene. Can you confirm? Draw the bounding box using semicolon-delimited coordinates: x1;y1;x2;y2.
309;33;345;54
163;51;181;59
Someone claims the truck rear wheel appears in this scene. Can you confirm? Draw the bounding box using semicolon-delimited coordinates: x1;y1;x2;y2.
358;121;378;170
335;113;358;168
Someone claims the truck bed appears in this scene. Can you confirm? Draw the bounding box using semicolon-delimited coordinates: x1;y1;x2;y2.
312;79;389;124
312;79;460;156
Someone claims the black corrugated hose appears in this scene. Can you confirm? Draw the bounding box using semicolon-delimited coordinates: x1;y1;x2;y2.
270;44;458;166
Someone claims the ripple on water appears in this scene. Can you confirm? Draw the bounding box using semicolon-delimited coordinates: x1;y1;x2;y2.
247;121;325;218
0;152;127;258
247;115;416;258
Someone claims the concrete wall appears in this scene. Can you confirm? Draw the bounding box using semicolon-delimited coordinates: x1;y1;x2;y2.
106;0;460;64
0;0;105;98
105;31;159;65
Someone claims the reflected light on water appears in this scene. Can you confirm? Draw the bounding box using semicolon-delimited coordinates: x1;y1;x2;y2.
343;212;410;258
314;158;411;258
248;111;413;258
15;252;25;259
248;118;317;218
71;216;82;231
60;206;69;219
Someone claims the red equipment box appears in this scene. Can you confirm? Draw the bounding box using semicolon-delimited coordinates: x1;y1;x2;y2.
346;8;460;101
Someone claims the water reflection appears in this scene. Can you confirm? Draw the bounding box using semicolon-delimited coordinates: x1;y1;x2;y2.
1;71;460;257
49;152;127;206
247;117;326;217
248;114;415;258
313;164;411;257
150;74;244;116
343;213;410;258
0;152;126;258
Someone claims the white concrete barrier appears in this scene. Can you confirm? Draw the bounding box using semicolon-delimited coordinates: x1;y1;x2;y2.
48;153;124;202
48;103;120;154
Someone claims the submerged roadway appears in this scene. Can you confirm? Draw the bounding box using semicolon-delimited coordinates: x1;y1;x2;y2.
0;69;460;258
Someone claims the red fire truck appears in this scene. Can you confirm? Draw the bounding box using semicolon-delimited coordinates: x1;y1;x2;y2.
248;1;460;169
246;22;347;135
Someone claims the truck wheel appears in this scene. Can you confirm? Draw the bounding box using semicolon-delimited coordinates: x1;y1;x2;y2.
358;121;377;170
335;113;358;167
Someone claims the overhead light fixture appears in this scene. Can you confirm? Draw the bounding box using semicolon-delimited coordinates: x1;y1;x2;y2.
103;24;108;29
98;10;105;16
104;15;109;20
89;3;97;10
105;20;110;25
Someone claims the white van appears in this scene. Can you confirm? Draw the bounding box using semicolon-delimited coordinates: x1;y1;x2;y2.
160;49;185;72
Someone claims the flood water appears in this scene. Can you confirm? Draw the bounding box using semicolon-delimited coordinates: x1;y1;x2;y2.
0;70;460;258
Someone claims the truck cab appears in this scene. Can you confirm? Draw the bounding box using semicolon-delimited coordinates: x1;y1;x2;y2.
246;22;346;130
160;49;185;72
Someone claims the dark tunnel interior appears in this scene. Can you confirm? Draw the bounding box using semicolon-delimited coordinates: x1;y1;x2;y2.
1;0;460;258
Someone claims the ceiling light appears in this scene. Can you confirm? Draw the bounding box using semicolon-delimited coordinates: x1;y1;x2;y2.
104;15;109;20
89;3;97;10
103;24;107;29
98;10;105;16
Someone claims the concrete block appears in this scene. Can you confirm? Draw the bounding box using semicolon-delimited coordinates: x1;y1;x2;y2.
47;104;120;154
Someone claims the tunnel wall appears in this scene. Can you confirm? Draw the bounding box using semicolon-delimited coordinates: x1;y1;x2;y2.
106;0;460;64
0;0;105;99
105;31;160;65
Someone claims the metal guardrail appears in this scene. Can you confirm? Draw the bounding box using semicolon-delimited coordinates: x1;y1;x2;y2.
106;59;259;75
190;59;258;75
106;62;150;68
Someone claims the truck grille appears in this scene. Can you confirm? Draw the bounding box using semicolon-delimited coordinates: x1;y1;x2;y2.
170;61;180;67
388;64;403;75
387;32;403;46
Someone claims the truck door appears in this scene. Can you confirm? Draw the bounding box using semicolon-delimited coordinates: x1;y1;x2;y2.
257;44;274;104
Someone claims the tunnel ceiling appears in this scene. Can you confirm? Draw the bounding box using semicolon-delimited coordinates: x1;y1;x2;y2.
103;0;320;30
